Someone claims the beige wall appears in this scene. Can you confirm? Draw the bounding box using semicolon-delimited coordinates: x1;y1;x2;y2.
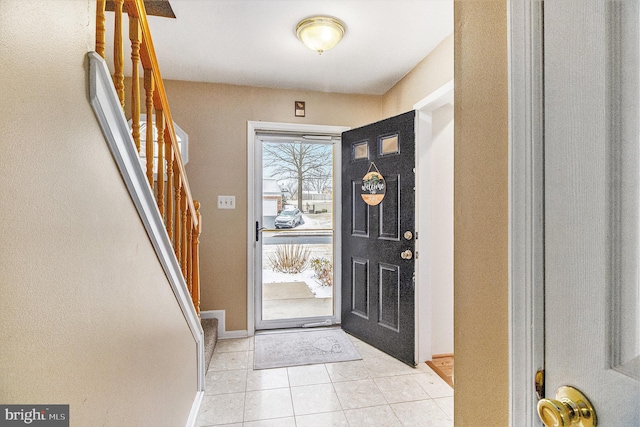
163;30;454;333
163;81;382;330
382;34;454;116
0;1;197;425
454;1;509;425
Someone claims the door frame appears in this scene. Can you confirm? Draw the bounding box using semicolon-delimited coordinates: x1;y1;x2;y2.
508;1;545;425
247;121;350;336
413;81;454;364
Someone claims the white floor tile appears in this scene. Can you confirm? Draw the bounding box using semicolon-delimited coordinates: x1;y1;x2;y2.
246;367;289;391
413;372;454;398
205;369;247;395
286;364;330;386
209;351;250;371
391;399;453;427
196;392;245;426
242;417;296;427
343;405;402;427
434;396;454;420
374;375;430;403
244;388;294;422
290;383;343;415
332;379;387;409
345;333;361;342
199;333;454;427
352;341;387;359
248;350;255;368
325;360;370;383
362;355;417;378
214;338;251;353
295;411;350;427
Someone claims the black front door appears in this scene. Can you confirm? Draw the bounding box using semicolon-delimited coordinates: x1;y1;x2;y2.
341;111;416;365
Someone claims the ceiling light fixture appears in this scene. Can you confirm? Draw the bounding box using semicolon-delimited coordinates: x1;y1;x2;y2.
296;16;346;55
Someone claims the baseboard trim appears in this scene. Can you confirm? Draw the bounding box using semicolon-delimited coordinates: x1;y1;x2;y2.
200;310;249;339
185;391;204;427
432;353;454;359
88;52;205;394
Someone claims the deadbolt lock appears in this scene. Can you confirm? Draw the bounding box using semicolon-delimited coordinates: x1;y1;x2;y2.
404;231;413;240
401;249;413;260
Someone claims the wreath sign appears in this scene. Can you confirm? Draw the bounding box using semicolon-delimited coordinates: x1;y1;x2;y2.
361;162;386;206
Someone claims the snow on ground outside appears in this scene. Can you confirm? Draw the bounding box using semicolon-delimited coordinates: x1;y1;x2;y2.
262;267;332;299
263;212;333;299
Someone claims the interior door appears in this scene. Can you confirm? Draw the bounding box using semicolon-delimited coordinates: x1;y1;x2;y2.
541;2;640;425
341;111;416;366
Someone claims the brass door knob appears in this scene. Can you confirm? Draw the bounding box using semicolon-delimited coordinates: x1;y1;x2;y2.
537;386;596;427
401;250;413;260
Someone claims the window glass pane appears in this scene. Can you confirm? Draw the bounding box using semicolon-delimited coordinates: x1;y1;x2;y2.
261;139;335;321
379;134;399;155
353;142;368;160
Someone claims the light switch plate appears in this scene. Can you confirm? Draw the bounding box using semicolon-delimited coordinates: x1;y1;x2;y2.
217;195;235;209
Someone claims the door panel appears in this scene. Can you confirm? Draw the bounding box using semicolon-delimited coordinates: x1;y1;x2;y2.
379;175;400;240
341;111;416;365
543;1;640;424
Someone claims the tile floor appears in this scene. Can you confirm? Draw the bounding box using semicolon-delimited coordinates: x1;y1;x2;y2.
196;333;454;427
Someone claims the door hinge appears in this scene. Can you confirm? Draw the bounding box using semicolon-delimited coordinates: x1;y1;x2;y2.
535;369;545;400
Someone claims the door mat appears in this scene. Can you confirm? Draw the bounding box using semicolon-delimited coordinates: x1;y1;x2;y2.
254;328;362;370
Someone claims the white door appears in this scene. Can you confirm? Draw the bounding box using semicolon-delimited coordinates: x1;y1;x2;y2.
247;122;348;333
541;2;640;425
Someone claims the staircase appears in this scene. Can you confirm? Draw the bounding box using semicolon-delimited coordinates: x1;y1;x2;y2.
201;318;218;372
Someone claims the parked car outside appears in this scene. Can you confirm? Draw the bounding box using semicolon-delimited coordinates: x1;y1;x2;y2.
274;207;304;229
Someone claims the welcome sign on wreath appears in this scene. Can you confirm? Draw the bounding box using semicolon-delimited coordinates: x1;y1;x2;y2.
361;162;386;206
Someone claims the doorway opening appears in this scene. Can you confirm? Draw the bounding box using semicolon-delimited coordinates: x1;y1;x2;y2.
415;80;454;379
247;122;350;333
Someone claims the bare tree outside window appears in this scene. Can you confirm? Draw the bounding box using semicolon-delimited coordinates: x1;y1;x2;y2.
263;142;332;211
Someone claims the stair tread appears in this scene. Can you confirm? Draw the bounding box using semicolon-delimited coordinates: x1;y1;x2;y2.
201;318;218;373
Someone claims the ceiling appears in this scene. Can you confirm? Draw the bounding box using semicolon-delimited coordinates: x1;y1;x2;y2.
109;0;453;95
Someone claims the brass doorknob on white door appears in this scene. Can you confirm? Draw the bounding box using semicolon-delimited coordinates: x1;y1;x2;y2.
401;250;413;260
537;386;596;427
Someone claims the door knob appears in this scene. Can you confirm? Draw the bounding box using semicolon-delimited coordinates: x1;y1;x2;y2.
401;250;413;260
537;386;596;427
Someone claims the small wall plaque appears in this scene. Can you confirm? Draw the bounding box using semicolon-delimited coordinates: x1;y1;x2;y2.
295;101;305;117
361;162;386;206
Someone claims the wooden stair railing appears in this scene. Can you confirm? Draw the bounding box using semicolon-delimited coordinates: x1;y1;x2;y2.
96;0;201;316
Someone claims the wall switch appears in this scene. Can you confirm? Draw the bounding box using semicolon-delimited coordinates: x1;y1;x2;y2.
217;195;236;209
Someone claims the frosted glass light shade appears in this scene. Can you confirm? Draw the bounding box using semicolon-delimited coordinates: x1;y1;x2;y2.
296;16;345;54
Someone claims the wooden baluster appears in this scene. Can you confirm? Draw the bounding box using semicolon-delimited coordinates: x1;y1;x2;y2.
96;0;106;58
113;0;125;109
174;173;182;261
187;210;193;294
165;141;174;242
129;16;142;153
156;111;165;217
144;68;155;187
192;201;201;315
181;188;188;279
